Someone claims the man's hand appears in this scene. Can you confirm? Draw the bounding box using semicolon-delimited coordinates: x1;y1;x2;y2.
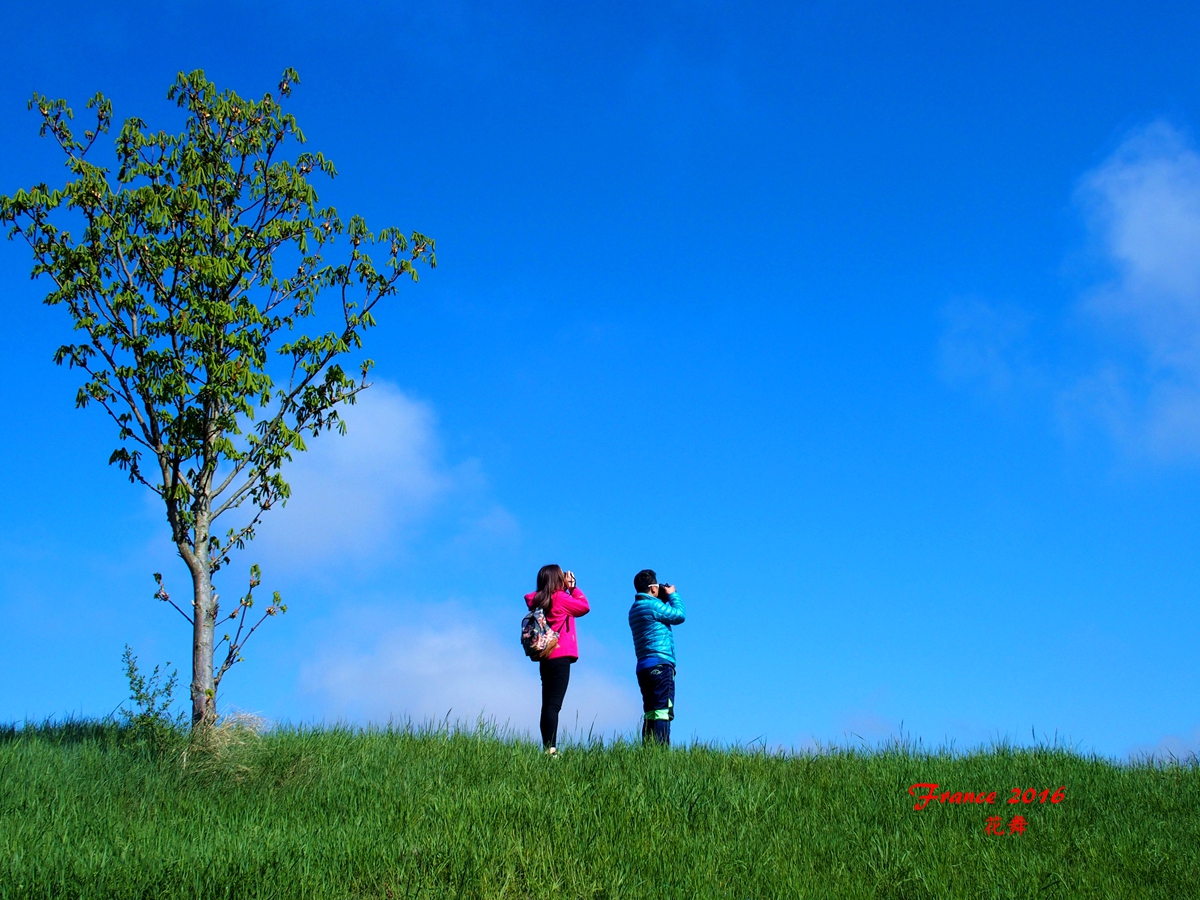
661;584;676;595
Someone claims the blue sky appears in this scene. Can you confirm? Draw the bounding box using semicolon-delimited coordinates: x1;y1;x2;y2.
2;0;1199;758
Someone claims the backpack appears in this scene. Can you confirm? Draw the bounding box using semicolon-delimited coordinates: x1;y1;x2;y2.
521;605;560;660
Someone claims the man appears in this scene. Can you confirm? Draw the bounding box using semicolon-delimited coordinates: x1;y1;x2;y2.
628;568;685;745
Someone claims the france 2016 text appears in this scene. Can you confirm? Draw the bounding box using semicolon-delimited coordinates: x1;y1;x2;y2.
908;783;1066;811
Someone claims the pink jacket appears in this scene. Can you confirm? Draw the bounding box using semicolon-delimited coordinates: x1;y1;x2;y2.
524;587;590;661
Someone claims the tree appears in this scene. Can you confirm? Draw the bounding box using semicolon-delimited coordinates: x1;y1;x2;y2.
0;69;435;726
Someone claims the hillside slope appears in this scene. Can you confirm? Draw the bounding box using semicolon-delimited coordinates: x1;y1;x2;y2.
2;722;1196;899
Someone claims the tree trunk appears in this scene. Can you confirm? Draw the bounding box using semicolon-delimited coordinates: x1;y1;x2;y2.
188;543;216;727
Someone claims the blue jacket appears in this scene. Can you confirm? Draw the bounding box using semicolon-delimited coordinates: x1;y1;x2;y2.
628;591;685;665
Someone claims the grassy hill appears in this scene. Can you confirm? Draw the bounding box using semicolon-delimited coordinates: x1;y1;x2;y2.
2;721;1197;899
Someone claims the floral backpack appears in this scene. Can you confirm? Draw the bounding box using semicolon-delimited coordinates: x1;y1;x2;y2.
521;606;560;660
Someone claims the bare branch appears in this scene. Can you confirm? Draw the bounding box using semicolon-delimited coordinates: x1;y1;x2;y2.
154;575;193;626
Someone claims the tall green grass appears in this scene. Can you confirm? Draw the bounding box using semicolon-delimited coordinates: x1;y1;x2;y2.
2;720;1196;899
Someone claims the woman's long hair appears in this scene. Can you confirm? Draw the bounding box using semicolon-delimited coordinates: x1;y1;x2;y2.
532;564;567;611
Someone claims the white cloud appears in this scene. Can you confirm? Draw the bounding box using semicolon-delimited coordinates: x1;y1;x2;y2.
1071;121;1200;458
298;604;640;741
944;122;1200;461
245;382;515;564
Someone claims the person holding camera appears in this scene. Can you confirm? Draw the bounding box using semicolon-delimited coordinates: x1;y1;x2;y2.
628;568;685;745
524;564;590;756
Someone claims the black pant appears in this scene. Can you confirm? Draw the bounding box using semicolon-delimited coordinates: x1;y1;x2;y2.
539;658;572;749
637;663;675;745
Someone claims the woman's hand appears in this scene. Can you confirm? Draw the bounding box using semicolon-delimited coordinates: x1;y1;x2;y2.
564;570;576;590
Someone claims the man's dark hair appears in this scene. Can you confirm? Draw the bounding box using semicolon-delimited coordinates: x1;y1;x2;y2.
634;569;657;593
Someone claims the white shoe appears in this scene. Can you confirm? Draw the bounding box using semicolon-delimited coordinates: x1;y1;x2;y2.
545;747;558;757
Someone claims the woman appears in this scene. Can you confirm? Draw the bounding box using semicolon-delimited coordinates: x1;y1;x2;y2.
524;564;590;755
